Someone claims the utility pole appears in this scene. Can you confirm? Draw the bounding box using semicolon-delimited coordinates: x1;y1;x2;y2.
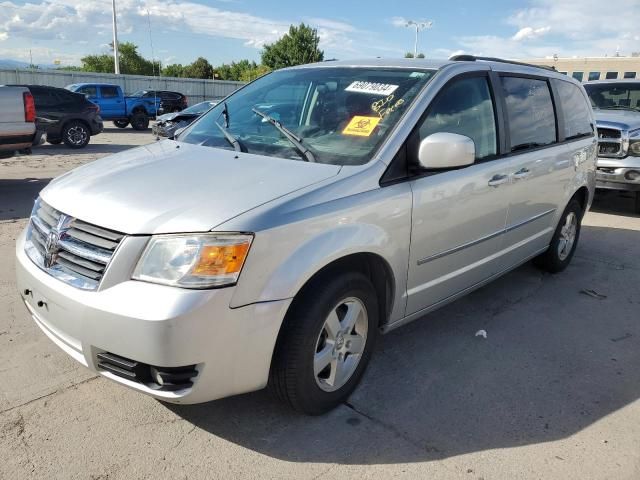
111;0;120;74
405;20;433;58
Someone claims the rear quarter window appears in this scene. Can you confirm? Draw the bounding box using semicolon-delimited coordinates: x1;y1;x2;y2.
501;76;557;151
554;80;593;139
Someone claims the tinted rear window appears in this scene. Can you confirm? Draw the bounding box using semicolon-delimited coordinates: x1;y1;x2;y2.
501;76;557;151
555;81;593;139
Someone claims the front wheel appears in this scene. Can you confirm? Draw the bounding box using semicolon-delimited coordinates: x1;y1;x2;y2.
62;121;90;149
270;272;378;415
534;198;582;273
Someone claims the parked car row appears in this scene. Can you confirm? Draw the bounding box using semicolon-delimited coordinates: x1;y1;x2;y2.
0;85;37;159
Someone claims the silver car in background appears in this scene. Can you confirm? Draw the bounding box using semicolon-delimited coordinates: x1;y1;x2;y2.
16;57;596;414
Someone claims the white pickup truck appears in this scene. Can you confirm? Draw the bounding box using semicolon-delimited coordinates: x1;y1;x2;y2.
0;85;37;159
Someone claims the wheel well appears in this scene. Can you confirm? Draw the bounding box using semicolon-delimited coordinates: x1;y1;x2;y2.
294;253;395;328
573;186;589;216
131;107;147;116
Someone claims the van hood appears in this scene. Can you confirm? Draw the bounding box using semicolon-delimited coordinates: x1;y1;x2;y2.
41;140;341;234
593;109;640;130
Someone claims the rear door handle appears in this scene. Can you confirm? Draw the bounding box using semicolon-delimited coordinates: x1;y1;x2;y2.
488;174;509;187
513;167;531;180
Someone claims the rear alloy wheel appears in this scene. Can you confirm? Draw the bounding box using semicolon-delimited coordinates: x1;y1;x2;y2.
534;198;582;273
62;121;90;149
130;113;149;131
270;272;378;415
113;120;129;128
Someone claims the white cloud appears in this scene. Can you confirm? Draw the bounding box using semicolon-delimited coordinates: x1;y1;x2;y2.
0;31;7;41
512;26;550;42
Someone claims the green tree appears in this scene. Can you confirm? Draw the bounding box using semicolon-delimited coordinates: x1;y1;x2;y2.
416;53;425;59
183;57;214;79
80;42;160;75
162;63;185;77
261;23;323;69
404;52;414;58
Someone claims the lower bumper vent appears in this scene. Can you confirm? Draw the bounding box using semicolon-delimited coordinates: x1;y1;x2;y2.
96;352;198;392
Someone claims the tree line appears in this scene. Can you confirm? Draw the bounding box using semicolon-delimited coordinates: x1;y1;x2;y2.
60;23;323;82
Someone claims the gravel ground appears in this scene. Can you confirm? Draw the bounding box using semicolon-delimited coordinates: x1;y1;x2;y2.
1;126;639;479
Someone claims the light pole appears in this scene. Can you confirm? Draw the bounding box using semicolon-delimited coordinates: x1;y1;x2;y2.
111;0;120;74
405;20;433;58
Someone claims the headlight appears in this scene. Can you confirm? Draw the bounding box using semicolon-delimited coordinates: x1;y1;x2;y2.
629;140;640;156
132;233;253;288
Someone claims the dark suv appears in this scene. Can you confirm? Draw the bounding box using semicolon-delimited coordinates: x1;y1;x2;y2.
128;90;188;116
16;85;103;149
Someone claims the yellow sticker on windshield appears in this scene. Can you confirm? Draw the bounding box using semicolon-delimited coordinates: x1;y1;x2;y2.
342;116;381;137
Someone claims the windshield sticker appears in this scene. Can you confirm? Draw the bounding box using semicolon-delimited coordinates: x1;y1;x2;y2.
342;116;381;137
372;94;405;118
345;81;399;96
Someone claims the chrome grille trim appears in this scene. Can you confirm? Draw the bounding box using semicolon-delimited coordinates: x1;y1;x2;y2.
596;127;629;158
24;198;124;291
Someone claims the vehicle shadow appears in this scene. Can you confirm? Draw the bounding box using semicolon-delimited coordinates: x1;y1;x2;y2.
591;190;639;218
166;223;640;464
32;142;146;156
0;178;51;221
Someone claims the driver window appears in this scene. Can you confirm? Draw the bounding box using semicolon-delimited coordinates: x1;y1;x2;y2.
416;76;497;160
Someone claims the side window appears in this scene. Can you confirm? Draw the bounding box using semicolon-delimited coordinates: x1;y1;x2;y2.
555;81;593;140
77;86;97;97
501;76;557;151
416;76;497;160
32;89;57;108
571;72;584;82
605;72;618;80
624;72;637;79
588;72;600;81
101;86;120;98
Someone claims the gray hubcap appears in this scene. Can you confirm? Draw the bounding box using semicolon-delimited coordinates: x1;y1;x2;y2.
67;126;87;146
314;297;368;392
557;211;577;261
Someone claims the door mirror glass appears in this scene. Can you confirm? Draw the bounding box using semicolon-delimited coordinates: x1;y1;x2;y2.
418;132;475;169
171;127;186;140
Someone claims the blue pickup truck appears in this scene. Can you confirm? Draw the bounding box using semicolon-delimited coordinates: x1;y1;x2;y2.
66;83;158;130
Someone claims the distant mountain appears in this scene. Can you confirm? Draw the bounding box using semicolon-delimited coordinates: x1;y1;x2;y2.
0;59;64;69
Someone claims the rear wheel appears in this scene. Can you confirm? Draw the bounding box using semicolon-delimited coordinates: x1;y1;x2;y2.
635;192;640;214
270;272;378;415
130;113;149;130
62;121;90;149
534;198;582;273
113;120;129;128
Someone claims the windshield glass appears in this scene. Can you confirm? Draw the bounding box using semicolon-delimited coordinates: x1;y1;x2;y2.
584;83;640;111
180;67;436;165
130;90;147;97
182;101;215;115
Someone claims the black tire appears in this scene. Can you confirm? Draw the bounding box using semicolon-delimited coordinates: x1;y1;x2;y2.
47;138;62;145
534;198;583;273
635;192;640;214
113;120;129;128
62;121;90;149
269;272;378;415
130;113;149;131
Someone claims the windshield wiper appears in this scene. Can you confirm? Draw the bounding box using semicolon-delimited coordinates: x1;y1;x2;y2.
252;108;315;162
214;121;244;152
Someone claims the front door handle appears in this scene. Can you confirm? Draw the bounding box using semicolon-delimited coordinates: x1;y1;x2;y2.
513;167;531;180
488;174;509;187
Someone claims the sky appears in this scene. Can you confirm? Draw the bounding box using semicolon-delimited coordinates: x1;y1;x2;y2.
0;0;639;67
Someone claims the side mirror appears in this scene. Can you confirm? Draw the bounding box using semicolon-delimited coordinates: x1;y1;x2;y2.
418;132;475;169
171;127;186;140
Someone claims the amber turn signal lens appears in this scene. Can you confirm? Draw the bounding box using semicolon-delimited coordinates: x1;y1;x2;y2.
192;242;251;276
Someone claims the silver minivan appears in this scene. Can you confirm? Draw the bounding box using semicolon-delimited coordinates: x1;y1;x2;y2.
16;57;597;414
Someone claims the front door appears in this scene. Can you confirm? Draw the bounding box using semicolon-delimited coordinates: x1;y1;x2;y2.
405;74;511;315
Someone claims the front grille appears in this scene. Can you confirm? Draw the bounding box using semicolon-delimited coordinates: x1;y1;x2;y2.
24;198;124;290
96;352;198;392
597;127;623;158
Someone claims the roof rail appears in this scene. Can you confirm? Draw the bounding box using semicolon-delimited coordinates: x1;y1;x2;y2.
449;54;556;72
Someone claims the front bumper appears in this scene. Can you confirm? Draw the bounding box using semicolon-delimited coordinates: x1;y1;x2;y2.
15;230;291;404
595;156;640;192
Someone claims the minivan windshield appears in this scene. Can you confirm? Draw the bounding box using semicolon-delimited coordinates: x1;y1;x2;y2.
180;67;435;165
584;83;640;112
